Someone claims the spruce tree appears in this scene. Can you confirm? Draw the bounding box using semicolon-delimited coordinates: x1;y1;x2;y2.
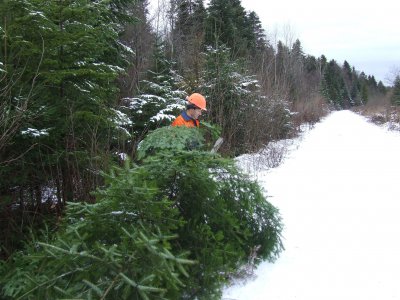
0;160;192;299
275;41;290;87
0;0;134;202
119;37;187;153
0;0;136;258
246;10;270;76
119;0;156;97
246;11;267;52
342;61;356;106
205;0;253;58
136;126;284;298
1;126;284;299
170;0;206;81
391;76;400;106
200;45;248;152
377;80;387;95
358;72;369;104
200;45;291;154
321;60;348;108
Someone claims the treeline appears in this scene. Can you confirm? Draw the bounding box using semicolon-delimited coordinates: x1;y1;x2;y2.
0;0;388;264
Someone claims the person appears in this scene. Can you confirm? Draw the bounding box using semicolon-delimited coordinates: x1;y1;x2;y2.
171;93;207;127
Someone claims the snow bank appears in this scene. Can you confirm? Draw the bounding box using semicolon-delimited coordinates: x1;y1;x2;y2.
224;110;400;300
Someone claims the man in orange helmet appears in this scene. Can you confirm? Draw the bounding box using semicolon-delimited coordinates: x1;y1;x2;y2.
171;93;207;128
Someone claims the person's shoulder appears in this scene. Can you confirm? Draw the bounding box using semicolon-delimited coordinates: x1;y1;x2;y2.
172;114;185;126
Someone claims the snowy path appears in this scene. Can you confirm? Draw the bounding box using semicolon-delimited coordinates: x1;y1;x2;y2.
223;110;400;300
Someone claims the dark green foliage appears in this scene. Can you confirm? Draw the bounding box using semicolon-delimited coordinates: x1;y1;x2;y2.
118;0;156;97
200;45;292;154
321;60;348;108
2;0;390;297
391;76;400;106
119;38;187;145
201;45;254;151
246;11;267;53
170;0;207;82
0;0;137;261
139;127;284;298
1;127;283;299
1;162;193;299
173;0;206;39
136;126;205;160
319;59;386;109
275;41;289;81
205;0;257;58
0;0;131;199
377;81;387;95
360;82;369;103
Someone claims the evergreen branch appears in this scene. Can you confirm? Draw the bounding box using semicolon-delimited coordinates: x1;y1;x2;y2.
119;272;167;293
52;286;71;296
37;242;102;261
100;274;120;300
82;279;104;297
17;269;80;300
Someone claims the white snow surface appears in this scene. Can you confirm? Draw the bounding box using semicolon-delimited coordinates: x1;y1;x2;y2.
223;110;400;300
21;128;49;137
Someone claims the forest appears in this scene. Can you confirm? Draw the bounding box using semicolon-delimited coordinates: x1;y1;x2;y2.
1;0;399;299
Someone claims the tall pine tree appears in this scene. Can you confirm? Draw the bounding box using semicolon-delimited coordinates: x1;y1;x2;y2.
205;0;252;58
391;76;400;106
0;0;136;258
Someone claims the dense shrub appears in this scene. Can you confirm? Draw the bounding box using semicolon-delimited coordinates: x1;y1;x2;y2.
137;126;283;298
0;163;192;299
1;126;283;299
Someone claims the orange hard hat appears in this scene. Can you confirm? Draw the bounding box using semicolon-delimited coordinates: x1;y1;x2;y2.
187;93;207;111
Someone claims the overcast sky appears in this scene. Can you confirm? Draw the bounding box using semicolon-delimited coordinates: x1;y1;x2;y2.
149;0;400;84
240;0;400;84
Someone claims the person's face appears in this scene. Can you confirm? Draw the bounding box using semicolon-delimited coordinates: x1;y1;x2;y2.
191;108;202;119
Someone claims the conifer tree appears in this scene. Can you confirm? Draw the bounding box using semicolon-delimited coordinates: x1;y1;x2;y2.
342;60;356;105
287;39;306;100
275;41;290;88
0;0;47;157
119;0;156;97
377;80;387;95
321;60;348;108
170;0;206;81
360;82;369;103
358;72;369;104
0;0;135;258
0;0;134;203
303;54;323;92
200;45;291;154
205;0;252;58
136;126;284;298
246;11;267;53
119;37;187;152
319;55;328;75
1;126;284;299
391;76;400;106
200;45;249;152
246;11;271;77
0;160;193;299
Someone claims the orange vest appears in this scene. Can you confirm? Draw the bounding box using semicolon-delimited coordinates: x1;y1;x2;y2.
171;111;199;127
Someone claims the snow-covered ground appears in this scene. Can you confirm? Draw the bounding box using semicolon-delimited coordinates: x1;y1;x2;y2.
223;110;400;300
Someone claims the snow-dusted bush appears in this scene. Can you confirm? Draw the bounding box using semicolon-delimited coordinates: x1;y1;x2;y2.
1;127;283;299
0;161;192;299
137;127;284;298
